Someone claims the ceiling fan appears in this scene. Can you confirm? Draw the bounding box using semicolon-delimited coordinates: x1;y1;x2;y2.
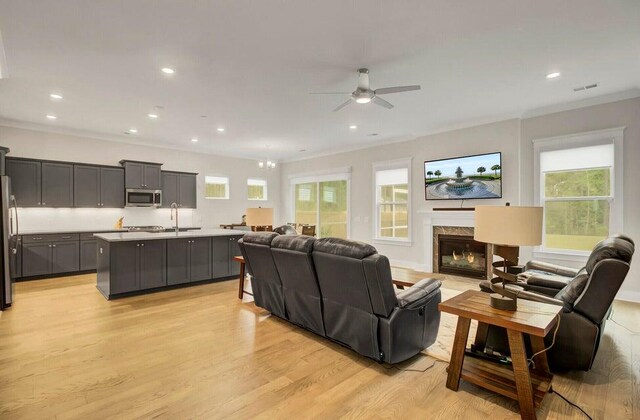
310;68;421;112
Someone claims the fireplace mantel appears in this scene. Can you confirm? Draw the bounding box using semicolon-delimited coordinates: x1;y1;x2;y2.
417;209;475;273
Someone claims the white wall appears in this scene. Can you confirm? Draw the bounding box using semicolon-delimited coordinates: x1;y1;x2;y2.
520;97;640;301
0;125;280;232
279;119;521;268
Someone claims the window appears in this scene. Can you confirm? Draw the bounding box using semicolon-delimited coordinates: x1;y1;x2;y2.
247;178;267;200
374;159;411;242
205;176;229;199
534;128;623;254
291;169;350;239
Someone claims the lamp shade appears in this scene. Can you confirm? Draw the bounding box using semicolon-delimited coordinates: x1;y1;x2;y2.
245;207;274;227
474;206;543;246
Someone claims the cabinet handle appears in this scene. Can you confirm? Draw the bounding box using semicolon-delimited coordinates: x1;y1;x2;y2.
61;236;71;239
38;202;41;205
48;244;52;248
42;202;46;206
141;243;145;247
52;244;56;248
33;237;43;240
137;244;140;247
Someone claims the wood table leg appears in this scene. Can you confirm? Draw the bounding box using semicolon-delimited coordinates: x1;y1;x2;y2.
473;321;490;350
507;329;537;420
529;335;550;374
237;262;245;299
446;317;471;391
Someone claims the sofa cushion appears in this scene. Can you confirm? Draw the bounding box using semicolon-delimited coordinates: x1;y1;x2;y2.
585;237;634;273
272;234;315;253
241;232;278;246
313;237;377;260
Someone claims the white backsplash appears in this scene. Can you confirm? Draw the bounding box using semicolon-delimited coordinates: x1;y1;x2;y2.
17;207;200;233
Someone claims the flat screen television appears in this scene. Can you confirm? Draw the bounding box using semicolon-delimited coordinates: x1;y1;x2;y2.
424;152;502;200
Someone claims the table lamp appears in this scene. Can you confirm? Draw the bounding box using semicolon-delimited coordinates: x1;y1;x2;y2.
245;207;274;232
474;204;543;310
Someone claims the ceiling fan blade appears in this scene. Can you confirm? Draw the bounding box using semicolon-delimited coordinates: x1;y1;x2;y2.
309;92;352;95
374;85;421;95
333;99;353;112
373;96;394;109
357;69;370;90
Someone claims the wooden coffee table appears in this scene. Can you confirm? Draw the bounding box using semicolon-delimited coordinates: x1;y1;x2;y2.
439;290;561;420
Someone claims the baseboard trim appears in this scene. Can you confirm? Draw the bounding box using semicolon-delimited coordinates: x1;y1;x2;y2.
389;259;428;272
615;290;640;303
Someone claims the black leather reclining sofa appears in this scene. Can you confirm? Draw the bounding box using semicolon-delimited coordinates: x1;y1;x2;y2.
238;232;442;364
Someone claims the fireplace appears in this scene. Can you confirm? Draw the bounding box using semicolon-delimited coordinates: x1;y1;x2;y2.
437;234;488;279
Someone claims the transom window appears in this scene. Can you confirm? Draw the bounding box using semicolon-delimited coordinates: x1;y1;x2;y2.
247;178;267;200
205;176;229;199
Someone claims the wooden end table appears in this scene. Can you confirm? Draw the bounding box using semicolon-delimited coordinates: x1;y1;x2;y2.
234;256;252;299
439;290;561;420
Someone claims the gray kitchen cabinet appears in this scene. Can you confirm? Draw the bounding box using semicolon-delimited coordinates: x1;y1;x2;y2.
167;238;190;285
139;240;166;289
162;172;197;208
121;160;162;189
212;235;242;278
74;165;124;208
100;167;125;207
6;158;42;207
74;165;100;207
178;174;197;208
161;172;179;207
51;241;79;274
167;237;210;284
80;239;97;271
22;242;51;277
42;162;74;207
110;241;139;294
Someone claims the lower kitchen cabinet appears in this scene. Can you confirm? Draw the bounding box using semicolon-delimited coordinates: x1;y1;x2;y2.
212;235;242;278
107;240;167;294
167;237;211;285
80;239;97;271
22;242;51;277
51;241;79;274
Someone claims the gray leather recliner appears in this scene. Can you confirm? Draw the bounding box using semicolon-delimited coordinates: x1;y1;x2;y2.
239;233;442;364
479;235;634;371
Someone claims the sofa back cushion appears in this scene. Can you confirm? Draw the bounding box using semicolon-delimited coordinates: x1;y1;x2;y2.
271;235;324;335
585;237;634;274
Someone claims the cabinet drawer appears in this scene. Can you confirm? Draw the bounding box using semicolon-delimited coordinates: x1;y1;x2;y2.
23;233;80;243
80;232;97;241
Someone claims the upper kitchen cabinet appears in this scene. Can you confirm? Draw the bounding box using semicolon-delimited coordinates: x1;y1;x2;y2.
162;171;197;208
42;162;74;207
6;158;42;207
120;160;162;190
0;146;9;176
74;165;125;208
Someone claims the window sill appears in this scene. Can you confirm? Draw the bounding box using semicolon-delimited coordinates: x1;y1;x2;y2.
531;249;589;265
248;198;267;201
204;197;229;200
373;238;413;247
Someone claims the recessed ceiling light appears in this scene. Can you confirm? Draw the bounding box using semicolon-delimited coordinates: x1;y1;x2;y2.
148;113;158;119
546;72;561;79
50;93;63;100
191;138;198;143
129;128;138;134
349;125;357;130
46;114;57;120
217;127;225;132
161;67;175;74
356;97;371;104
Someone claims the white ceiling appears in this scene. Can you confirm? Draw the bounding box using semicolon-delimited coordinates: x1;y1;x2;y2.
0;0;639;161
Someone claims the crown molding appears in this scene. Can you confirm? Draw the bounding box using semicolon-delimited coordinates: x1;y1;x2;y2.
522;88;640;119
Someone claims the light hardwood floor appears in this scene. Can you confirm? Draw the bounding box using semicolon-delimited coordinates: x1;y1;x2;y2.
0;270;638;419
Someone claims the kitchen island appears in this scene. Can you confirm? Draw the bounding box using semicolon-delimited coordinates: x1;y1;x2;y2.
95;229;245;299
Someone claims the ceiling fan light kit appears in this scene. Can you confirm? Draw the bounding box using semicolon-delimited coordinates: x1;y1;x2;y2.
310;68;421;112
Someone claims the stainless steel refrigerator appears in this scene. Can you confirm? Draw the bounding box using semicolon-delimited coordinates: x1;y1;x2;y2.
1;176;18;310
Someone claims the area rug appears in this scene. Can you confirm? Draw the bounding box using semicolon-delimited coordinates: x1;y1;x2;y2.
422;287;477;362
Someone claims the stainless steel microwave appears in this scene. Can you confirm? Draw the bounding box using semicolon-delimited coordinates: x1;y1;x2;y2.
125;189;162;208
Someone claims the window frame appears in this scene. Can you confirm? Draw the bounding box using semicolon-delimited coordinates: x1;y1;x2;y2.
247;177;268;201
289;167;351;239
533;127;624;258
204;175;230;200
372;158;413;245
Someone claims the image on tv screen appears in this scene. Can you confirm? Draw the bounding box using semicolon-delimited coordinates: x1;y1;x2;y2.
424;152;502;200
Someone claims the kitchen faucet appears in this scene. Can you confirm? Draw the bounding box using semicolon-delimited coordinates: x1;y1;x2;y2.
170;202;179;233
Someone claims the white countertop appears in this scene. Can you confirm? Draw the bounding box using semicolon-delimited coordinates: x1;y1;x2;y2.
19;227;202;235
94;228;244;242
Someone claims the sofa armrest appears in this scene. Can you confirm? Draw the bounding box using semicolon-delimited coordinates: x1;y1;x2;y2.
518;271;572;290
396;278;441;309
525;260;581;278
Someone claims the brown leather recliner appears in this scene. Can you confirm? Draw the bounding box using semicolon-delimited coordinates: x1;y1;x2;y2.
479;235;634;371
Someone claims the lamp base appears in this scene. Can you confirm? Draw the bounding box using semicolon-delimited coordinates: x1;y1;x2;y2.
490;293;517;311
